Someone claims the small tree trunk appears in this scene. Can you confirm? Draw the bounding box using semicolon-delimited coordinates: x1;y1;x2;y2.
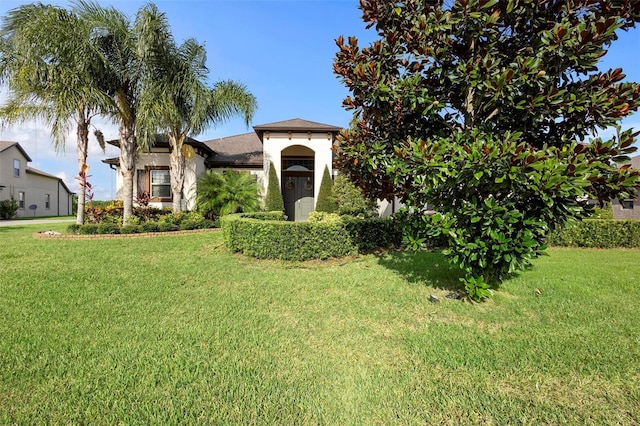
75;121;89;225
119;122;136;226
169;136;186;212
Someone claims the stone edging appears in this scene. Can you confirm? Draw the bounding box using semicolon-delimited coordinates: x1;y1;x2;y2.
33;228;221;240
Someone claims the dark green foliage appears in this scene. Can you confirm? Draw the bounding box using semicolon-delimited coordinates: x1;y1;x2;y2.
331;175;377;217
157;222;179;232
0;197;19;219
179;217;216;230
78;224;98;235
315;166;337;213
548;219;640;248
66;211;217;234
264;161;284;212
97;223;120;234
141;222;160;233
334;1;640;298
221;213;400;260
196;170;261;220
240;211;286;221
119;225;141;234
67;223;81;234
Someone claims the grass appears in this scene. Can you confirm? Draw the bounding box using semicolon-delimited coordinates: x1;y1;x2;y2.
1;223;639;424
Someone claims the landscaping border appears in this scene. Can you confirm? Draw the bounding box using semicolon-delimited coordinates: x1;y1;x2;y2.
33;228;221;240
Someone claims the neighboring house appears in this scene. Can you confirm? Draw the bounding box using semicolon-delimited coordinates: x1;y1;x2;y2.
104;118;341;221
612;155;640;220
0;141;74;218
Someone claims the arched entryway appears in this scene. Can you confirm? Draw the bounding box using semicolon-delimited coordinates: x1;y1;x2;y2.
281;145;314;221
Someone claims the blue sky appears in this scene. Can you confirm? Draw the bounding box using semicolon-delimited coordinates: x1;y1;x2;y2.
0;0;638;200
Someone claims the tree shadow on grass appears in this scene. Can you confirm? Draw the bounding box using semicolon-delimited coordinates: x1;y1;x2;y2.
376;249;465;292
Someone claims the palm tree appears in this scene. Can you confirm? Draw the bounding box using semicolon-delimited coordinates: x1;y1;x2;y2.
136;15;257;212
0;3;112;224
74;1;173;225
195;170;260;219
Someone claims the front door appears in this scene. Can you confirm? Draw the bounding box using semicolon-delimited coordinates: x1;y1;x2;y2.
283;173;314;221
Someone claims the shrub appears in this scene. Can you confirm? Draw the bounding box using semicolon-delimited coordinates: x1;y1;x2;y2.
196;170;260;219
120;225;141;234
264;161;284;212
308;211;341;223
548;219;640;248
331;175;377;217
180;217;216;230
97;223;120;234
141;222;160;233
78;224;98;235
158;222;179;232
222;213;399;260
315;166;337;213
240;211;285;221
67;223;81;234
0;197;19;219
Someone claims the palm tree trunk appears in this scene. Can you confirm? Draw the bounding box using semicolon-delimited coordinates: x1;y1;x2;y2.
119;122;136;226
75;121;89;225
169;136;186;212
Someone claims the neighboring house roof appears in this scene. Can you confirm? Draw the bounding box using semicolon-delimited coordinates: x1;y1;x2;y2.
0;141;33;161
26;167;74;194
204;132;263;168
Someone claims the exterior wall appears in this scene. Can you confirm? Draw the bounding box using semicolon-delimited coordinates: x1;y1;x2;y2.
0;145;73;218
113;150;206;210
612;191;640;220
0;145;26;204
262;132;333;206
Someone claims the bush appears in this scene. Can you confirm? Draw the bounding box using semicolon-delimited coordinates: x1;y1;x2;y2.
264;161;284;212
67;223;81;234
239;211;285;221
0;197;19;219
97;223;120;234
548;219;640;248
331;175;377;217
307;211;341;223
315;166;337;213
78;224;98;235
141;222;160;233
158;222;179;232
221;213;400;260
120;225;141;234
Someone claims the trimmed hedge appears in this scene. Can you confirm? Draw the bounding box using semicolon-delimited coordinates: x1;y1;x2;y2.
548;219;640;248
221;213;401;260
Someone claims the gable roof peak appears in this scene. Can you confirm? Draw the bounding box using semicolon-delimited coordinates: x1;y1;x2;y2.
253;118;342;132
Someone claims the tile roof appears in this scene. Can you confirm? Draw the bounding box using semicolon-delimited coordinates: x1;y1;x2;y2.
203;132;263;168
0;141;32;161
253;118;342;132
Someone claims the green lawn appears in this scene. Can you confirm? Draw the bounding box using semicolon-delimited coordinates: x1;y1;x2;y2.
1;223;638;425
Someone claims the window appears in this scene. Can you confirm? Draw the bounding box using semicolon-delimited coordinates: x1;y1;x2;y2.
621;199;634;210
13;159;20;177
18;191;25;209
150;169;171;199
45;194;50;209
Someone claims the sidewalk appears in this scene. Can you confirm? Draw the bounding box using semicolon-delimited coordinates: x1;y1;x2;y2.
0;218;75;227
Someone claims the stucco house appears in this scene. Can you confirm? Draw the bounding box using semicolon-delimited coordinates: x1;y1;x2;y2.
104;118;343;221
0;141;74;218
612;155;640;220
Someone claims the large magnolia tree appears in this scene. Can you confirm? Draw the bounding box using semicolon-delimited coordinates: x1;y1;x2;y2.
335;0;640;299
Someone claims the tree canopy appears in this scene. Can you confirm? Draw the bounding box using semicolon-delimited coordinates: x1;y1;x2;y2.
335;0;640;299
